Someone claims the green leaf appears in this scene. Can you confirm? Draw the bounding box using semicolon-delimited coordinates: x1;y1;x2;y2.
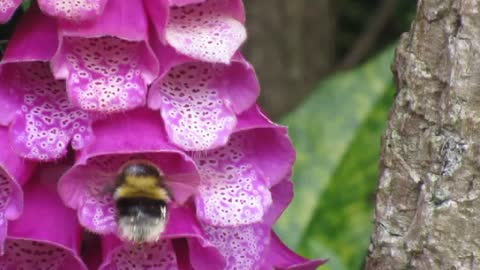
299;87;394;270
275;46;396;269
22;0;32;11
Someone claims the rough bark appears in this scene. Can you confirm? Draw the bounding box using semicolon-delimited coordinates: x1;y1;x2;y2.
365;0;480;269
243;0;336;119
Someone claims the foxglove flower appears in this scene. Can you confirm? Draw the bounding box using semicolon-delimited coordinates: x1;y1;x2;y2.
1;164;87;269
148;45;259;151
58;109;201;234
0;0;324;269
51;0;158;113
0;8;94;161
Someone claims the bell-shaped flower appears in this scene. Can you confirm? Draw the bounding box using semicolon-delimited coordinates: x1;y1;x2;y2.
191;106;295;226
58;109;201;235
51;0;158;114
1;164;87;270
202;178;326;270
148;44;259;151
0;8;95;161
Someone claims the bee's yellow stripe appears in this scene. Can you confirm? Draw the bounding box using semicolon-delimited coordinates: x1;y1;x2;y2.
114;175;170;201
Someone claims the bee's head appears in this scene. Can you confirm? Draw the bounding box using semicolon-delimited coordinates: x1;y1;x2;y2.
114;160;171;202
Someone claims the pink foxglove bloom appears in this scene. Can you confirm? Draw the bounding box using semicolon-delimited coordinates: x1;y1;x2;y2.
0;0;325;269
58;109;201;234
1;164;87;269
0;8;94;161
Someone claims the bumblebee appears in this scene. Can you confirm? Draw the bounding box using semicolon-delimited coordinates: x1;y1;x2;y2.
112;160;171;243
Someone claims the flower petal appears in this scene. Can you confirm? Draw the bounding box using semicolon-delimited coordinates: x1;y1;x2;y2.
0;0;21;23
169;0;206;7
3;164;87;270
51;0;158;113
201;178;323;270
165;0;246;63
1;62;94;161
148;53;258;151
99;206;225;270
58;109;200;234
38;0;108;21
235;106;296;187
0;9;93;161
203;223;270;270
2;5;58;63
164;206;226;270
0;127;35;252
264;232;327;270
192;106;295;226
101;238;179;270
0;6;58;126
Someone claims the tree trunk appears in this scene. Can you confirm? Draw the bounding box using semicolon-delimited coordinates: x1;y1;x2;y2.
243;0;336;119
366;1;480;269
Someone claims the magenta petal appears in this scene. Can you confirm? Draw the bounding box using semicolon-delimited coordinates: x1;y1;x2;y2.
38;0;108;21
0;0;21;23
51;0;158;113
0;128;34;252
148;55;258;151
2;5;58;63
192;106;295;226
203;223;270;269
166;0;246;63
169;0;206;7
264;178;294;227
164;206;225;270
265;233;327;270
99;206;225;270
58;109;200;234
2;165;87;270
235;106;296;187
0;7;93;160
0;7;58;126
0;62;94;161
100;238;178;270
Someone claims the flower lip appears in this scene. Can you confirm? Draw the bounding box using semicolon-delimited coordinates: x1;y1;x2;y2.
164;0;247;63
38;0;109;22
51;0;159;114
148;45;259;151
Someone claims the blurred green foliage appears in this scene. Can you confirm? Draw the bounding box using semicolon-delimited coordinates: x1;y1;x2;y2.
276;46;396;270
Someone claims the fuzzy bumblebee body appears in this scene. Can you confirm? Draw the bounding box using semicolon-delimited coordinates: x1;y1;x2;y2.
113;161;171;243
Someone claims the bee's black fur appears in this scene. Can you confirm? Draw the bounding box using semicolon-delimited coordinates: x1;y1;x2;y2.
116;197;167;219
